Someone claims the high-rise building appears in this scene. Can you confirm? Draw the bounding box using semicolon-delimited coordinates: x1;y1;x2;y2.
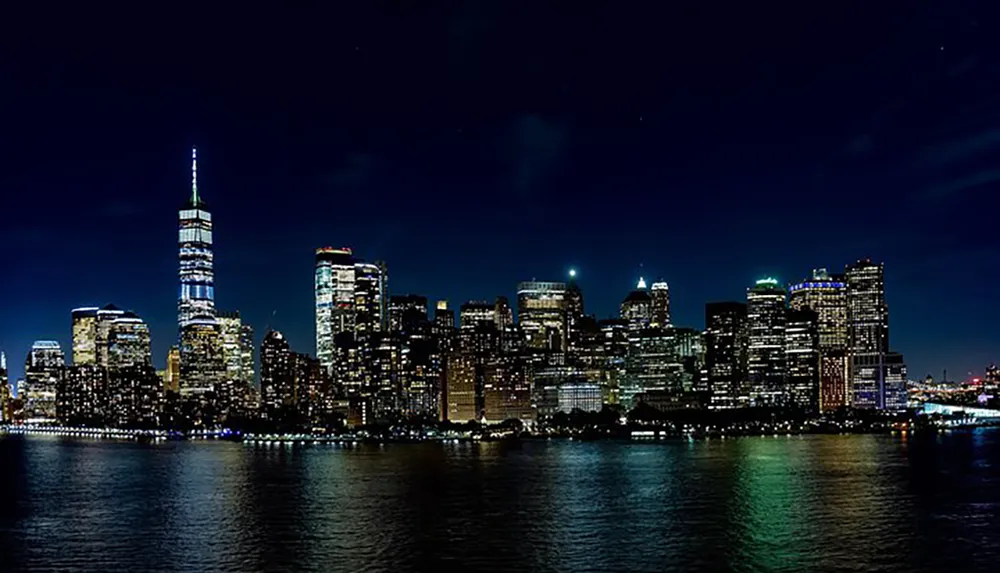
260;329;297;423
95;304;126;368
58;364;108;426
746;278;787;407
518;281;568;352
565;270;585;349
673;327;706;393
650;280;671;328
705;302;748;409
164;346;181;394
623;327;685;407
315;247;357;372
444;352;479;423
389;294;428;334
494;296;520;353
179;319;224;400
108;365;161;428
620;278;652;330
460;300;495;329
599;318;629;405
482;354;533;425
845;259;904;409
178;147;216;329
367;333;405;421
239;323;255;406
789;269;849;412
23;341;65;424
459;300;499;356
785;308;820;410
71;307;99;365
355;261;387;334
402;326;441;419
107;311;152;368
291;351;324;424
845;259;889;355
0;352;9;422
218;311;255;416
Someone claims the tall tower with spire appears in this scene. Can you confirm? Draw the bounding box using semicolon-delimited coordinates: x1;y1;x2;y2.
178;147;216;329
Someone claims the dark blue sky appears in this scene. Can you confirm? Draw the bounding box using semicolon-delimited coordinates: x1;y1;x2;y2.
2;1;998;382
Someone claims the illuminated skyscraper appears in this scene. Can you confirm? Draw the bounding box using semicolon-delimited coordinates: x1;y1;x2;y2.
314;248;387;377
785;308;820;410
315;247;357;373
354;261;387;334
565;270;585;349
845;259;889;356
482;354;533;425
164;346;181;394
624;328;683;406
518;281;568;352
620;278;652;330
239;323;255;400
388;294;428;333
368;333;405;420
218;311;254;415
433;300;456;351
845;259;905;409
650;280;671;328
107;311;152;368
705;302;748;409
23;341;65;423
178;147;215;329
95;304;126;368
179;319;224;401
789;269;849;411
58;364;108;426
459;300;499;356
71;307;99;364
402;325;441;419
746;278;787;406
108;365;161;428
0;352;9;422
444;352;479;422
460;300;495;329
494;296;520;353
599;318;628;405
291;352;324;423
260;330;294;421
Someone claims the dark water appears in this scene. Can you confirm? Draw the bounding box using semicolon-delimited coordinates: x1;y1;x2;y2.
1;432;999;572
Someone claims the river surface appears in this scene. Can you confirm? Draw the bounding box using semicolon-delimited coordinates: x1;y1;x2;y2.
1;431;999;572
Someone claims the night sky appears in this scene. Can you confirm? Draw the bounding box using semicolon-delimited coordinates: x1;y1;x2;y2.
2;2;998;382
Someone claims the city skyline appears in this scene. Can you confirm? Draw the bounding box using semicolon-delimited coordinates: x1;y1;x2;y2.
0;153;977;384
3;3;998;384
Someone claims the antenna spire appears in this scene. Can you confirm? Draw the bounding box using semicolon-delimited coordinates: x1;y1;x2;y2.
191;146;199;204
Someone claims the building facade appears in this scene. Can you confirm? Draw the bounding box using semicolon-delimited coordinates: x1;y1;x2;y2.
785;308;820;410
620;278;652;330
71;307;100;365
518;281;568;352
23;341;65;424
650;280;671;328
315;247;357;372
705;302;747;409
845;259;905;409
746;278;787;407
260;330;294;421
789;269;849;412
178;147;216;329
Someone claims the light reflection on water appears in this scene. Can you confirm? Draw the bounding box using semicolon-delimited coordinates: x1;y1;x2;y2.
2;431;1000;572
